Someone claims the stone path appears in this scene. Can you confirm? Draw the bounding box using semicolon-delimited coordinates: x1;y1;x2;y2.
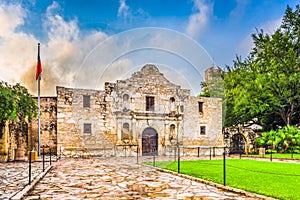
25;157;258;200
0;161;47;199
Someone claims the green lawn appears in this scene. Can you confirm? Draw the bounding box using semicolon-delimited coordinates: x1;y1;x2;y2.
150;159;300;200
246;153;300;160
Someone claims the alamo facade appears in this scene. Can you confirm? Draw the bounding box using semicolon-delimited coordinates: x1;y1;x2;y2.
1;64;223;160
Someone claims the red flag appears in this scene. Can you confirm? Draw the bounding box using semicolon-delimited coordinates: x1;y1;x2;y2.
36;43;42;80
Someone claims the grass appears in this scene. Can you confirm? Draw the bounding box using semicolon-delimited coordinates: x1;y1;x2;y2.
246;153;300;159
149;159;300;200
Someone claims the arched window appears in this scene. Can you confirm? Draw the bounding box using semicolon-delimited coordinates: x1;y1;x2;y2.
121;123;130;140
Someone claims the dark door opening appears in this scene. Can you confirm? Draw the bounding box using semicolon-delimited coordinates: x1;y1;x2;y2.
142;127;158;156
230;134;245;154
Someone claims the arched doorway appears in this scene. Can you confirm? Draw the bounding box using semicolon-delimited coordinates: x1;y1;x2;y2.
142;127;158;156
230;134;246;154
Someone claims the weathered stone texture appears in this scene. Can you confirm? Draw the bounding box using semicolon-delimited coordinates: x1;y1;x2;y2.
30;97;57;154
53;64;223;157
56;87;115;157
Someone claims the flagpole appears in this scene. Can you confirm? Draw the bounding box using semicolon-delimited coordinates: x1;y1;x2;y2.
37;43;41;157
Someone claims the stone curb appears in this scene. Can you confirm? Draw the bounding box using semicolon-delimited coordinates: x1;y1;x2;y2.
143;164;277;200
9;165;52;200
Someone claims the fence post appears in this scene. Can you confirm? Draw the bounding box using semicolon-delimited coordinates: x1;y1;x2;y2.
174;146;177;162
240;148;242;159
223;147;226;186
177;145;180;173
136;145;139;164
153;152;155;167
270;149;272;162
213;147;216;157
197;147;200;157
49;147;52;165
210;147;212;160
29;151;32;185
42;147;45;172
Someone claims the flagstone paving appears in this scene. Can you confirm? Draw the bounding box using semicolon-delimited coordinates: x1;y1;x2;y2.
24;157;259;200
0;161;47;199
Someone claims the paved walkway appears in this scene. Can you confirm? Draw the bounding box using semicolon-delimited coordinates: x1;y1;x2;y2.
0;161;46;199
25;157;259;200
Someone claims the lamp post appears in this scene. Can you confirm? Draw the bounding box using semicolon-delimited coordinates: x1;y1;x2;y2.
177;117;180;173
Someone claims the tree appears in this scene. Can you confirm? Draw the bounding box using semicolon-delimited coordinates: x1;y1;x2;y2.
224;5;300;130
0;81;37;124
0;81;16;123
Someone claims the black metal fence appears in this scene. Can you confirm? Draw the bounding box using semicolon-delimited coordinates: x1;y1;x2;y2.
28;146;56;184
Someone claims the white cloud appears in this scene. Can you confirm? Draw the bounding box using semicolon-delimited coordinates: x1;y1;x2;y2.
0;1;108;95
118;0;130;19
0;3;25;37
260;18;281;34
0;2;37;83
229;0;249;22
186;0;212;39
45;2;79;41
237;18;282;57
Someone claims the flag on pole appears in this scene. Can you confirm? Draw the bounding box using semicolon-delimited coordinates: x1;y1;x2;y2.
36;43;42;80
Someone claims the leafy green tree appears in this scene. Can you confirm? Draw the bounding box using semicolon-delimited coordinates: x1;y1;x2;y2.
0;81;37;124
224;5;300;129
0;82;17;123
12;83;37;123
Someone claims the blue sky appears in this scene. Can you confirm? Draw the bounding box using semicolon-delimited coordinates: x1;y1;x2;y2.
0;0;298;95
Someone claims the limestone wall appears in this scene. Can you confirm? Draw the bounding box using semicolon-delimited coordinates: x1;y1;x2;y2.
0;122;9;162
30;97;57;154
56;86;115;157
183;97;223;148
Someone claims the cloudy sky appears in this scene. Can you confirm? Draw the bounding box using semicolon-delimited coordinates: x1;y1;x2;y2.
0;0;298;96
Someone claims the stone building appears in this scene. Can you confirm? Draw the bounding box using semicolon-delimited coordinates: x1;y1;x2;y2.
55;64;223;157
0;64;223;161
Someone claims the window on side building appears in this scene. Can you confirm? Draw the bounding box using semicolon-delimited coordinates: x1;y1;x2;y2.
200;126;206;135
83;95;90;108
84;123;92;134
146;96;155;111
198;102;203;113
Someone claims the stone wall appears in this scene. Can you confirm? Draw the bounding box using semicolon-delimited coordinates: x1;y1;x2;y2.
56;86;115;157
29;97;57;154
183;96;223;155
0;120;29;162
0;122;10;162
